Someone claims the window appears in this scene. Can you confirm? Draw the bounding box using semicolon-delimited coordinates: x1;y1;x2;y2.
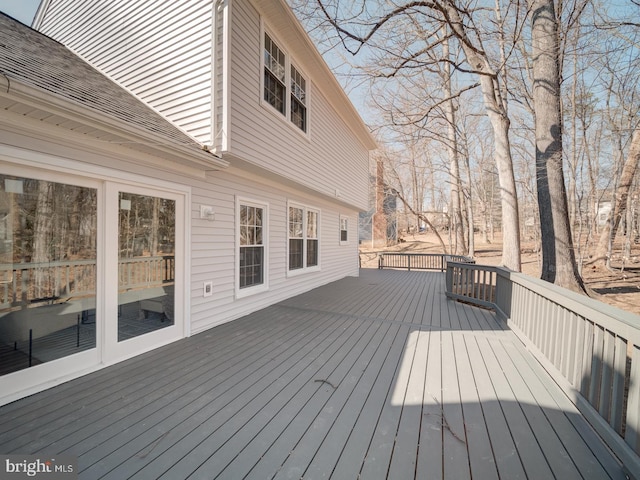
288;203;319;272
238;201;267;292
263;31;308;133
340;215;349;244
264;33;285;115
306;210;318;266
289;206;304;270
291;65;307;131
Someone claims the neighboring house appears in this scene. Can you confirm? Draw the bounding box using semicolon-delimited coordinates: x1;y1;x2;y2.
597;201;612;227
0;0;375;405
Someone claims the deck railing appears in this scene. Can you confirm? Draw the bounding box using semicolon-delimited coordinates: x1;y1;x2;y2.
378;252;474;272
0;256;175;309
445;261;640;478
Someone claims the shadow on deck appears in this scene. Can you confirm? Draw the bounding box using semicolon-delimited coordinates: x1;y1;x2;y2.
0;269;629;479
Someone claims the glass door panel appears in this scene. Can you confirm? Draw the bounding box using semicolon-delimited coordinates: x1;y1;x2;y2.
117;192;175;342
0;175;97;376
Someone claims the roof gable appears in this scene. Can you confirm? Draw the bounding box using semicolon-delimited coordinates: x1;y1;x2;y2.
0;13;226;169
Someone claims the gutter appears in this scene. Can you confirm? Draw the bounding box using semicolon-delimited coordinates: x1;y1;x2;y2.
0;75;229;171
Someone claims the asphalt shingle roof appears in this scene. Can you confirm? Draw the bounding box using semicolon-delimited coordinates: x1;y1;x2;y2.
0;12;204;151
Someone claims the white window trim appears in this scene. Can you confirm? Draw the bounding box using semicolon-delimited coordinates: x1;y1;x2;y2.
287;201;321;277
236;196;269;298
340;215;349;245
260;23;311;139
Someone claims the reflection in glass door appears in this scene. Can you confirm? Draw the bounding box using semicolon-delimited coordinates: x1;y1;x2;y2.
0;175;97;376
117;192;175;342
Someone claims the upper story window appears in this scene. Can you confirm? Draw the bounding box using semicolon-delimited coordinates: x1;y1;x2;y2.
264;34;286;115
263;31;308;134
290;65;307;131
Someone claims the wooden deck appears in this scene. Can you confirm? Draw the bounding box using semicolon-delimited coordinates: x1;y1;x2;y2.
0;269;629;479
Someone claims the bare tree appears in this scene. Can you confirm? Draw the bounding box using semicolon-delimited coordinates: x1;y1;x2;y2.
593;129;640;265
529;0;587;292
33;180;55;298
310;0;522;271
442;29;466;254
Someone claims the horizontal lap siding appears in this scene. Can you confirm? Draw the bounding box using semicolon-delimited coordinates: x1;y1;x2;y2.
38;0;370;210
35;0;366;334
2;131;360;345
228;1;370;211
189;168;360;334
37;0;213;144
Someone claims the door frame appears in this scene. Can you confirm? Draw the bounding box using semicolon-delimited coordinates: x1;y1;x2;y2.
103;182;187;365
0;151;191;404
0;163;103;403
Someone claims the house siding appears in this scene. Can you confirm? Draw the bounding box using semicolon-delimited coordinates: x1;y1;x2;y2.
36;0;214;144
228;0;370;211
0;130;359;336
2;1;371;401
36;0;371;211
189;168;360;333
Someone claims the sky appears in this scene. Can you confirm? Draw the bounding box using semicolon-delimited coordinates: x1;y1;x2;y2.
0;0;40;25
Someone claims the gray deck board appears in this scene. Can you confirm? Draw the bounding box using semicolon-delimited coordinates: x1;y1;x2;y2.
98;312;355;479
415;330;443;480
0;269;628;479
85;312;341;473
463;334;525;480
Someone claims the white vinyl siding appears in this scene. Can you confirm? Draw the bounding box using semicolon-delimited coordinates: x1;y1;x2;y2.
229;1;369;210
36;0;214;144
190;176;356;333
36;0;370;210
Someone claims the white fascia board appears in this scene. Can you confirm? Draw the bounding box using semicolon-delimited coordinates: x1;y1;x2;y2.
1;78;230;171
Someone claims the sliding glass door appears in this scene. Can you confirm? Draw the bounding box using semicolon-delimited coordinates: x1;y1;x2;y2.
0;167;186;401
105;184;184;362
0;173;99;384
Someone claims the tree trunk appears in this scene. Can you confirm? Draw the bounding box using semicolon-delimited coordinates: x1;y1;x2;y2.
151;197;160;256
530;0;586;293
33;180;55;298
444;3;521;271
442;31;466;255
594;129;640;264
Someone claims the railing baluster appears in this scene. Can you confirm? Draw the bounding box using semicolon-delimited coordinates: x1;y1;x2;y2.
626;345;640;452
610;336;626;434
0;255;175;308
598;330;615;421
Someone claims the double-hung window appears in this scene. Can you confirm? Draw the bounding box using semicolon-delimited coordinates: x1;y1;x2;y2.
263;31;308;133
238;199;268;295
340;215;349;244
264;34;286;115
290;65;307;131
288;203;319;272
